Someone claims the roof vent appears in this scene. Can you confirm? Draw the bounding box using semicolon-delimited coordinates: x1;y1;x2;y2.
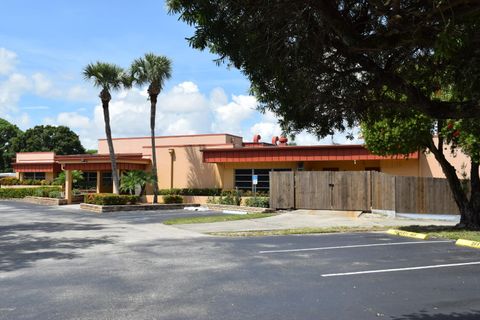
253;134;261;143
272;136;279;145
279;136;288;146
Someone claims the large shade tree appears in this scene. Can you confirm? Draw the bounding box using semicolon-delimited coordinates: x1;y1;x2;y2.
168;1;480;228
0;118;22;172
11;125;85;155
83;62;130;194
130;53;172;203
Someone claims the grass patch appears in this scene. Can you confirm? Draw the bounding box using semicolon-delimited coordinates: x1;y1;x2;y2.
399;225;480;242
163;213;275;225
208;226;390;237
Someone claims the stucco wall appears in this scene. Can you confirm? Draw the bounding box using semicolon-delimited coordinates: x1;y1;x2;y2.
379;159;420;177
97;134;242;155
155;146;222;189
16;152;55;163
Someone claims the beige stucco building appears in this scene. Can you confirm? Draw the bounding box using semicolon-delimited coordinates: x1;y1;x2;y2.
12;133;473;203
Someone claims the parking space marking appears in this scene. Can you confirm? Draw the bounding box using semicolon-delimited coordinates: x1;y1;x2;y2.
321;261;480;277
258;240;453;254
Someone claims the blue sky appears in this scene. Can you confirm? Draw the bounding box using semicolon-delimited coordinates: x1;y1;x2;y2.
0;0;354;149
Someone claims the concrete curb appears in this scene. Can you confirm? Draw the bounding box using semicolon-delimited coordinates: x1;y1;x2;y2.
80;203;200;213
456;239;480;249
386;229;429;240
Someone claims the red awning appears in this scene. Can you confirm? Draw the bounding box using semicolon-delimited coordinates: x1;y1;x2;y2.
202;145;418;163
12;163;61;173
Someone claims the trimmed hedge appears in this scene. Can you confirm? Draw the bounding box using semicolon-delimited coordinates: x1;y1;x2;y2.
84;193;138;205
162;194;184;204
158;188;222;196
0;186;61;199
244;197;270;208
0;177;53;186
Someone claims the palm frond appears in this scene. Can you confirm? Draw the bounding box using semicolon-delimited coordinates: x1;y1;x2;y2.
83;62;127;91
130;53;172;90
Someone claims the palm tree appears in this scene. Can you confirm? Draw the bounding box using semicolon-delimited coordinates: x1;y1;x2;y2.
83;62;130;194
130;53;172;203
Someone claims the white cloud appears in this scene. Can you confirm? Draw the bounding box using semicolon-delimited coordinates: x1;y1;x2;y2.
0;73;31;114
158;81;209;113
211;93;257;133
0;48;17;75
66;85;94;101
4;112;30;130
32;73;58;96
56;112;91;129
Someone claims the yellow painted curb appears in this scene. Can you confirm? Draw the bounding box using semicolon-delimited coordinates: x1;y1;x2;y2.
386;229;429;240
456;239;480;249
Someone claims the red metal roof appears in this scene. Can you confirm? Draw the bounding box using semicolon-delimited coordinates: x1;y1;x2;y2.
202;145;418;163
12;163;61;173
12;153;150;172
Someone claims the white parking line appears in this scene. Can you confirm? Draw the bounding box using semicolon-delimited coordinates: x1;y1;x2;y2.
258;240;453;254
321;261;480;277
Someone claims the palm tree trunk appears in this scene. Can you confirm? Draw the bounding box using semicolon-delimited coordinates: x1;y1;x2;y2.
101;92;120;195
150;94;159;203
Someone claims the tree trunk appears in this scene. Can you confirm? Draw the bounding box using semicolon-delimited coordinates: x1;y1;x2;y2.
100;90;120;195
149;93;159;204
426;138;479;229
467;162;480;229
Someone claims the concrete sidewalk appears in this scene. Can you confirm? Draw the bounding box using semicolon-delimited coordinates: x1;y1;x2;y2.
172;210;457;234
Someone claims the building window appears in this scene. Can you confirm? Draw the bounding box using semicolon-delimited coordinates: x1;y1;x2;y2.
234;168;291;191
79;172;97;189
102;172;112;185
23;172;46;180
365;167;381;172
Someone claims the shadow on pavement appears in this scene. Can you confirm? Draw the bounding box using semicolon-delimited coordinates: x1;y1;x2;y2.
0;223;114;272
392;310;480;320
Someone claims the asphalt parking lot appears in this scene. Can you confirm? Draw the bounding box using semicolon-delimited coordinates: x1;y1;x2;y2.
1;200;480;320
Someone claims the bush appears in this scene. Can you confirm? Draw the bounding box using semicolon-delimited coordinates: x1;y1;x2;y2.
33;188;48;197
48;190;62;199
162;194;184;204
207;190;242;206
40;180;52;185
84;193;138;205
241;190;269;197
158;188;221;196
244;197;270;208
0;177;20;185
0;177;49;186
0;187;61;199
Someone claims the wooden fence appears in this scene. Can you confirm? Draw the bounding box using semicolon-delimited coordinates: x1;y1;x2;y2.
270;171;459;215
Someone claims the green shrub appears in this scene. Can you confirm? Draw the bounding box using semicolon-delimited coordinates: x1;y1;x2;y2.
48;190;62;199
84;193;138;205
207;190;242;206
33;188;48;197
244;197;270;208
0;186;61;199
0;177;20;185
162;194;184;204
241;190;269;197
158;188;221;196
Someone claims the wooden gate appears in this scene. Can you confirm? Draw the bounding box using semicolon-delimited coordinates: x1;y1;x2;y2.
294;171;371;211
269;171;295;209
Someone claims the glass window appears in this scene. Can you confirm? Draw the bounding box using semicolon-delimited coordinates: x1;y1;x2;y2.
102;172;112;185
23;172;46;180
234;168;291;191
